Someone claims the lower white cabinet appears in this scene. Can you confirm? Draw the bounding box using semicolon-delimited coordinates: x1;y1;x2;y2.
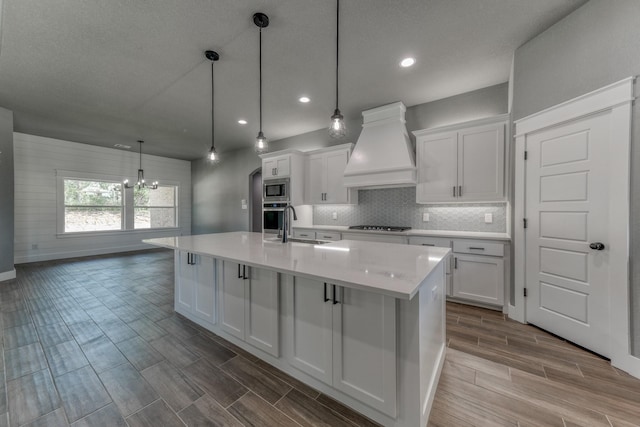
175;251;216;325
409;236;453;296
287;277;397;416
452;253;504;305
220;261;280;356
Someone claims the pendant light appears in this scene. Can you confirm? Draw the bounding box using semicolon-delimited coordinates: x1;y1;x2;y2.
254;12;269;154
124;140;158;190
205;50;220;164
329;0;346;138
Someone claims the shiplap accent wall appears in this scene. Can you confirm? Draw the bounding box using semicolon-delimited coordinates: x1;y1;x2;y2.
14;133;191;263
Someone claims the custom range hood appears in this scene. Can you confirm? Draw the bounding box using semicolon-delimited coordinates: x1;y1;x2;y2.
343;101;416;189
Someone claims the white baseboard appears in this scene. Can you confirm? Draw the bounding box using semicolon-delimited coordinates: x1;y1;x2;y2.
0;269;16;282
613;353;640;380
14;243;159;264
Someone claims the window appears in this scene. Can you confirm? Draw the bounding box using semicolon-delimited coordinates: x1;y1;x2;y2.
57;170;179;235
134;185;177;229
63;179;123;232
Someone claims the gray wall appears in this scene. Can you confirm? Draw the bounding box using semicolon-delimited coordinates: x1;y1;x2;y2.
0;107;14;275
512;0;640;354
191;82;508;234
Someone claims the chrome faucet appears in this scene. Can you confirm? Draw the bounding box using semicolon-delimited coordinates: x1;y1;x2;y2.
282;205;298;243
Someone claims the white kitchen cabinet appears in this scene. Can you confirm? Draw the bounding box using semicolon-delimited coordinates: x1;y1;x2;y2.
263;155;291;179
414;115;508;203
304;144;358;205
175;251;216;325
287;277;397;416
341;232;407;245
219;261;280;356
293;228;341;241
452;253;504;306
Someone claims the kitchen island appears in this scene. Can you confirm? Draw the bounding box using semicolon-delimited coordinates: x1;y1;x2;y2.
144;232;449;427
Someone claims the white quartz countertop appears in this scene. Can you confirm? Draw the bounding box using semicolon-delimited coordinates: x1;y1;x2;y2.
144;232;450;300
295;225;511;241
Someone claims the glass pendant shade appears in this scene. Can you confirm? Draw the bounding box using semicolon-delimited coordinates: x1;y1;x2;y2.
208;146;220;164
255;131;268;154
329;108;346;138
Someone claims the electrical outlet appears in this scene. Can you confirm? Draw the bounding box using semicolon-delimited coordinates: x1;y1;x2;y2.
484;213;493;223
241;199;247;210
332;212;337;220
422;212;430;222
32;243;38;250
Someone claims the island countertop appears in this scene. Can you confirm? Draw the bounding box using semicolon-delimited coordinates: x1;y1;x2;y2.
144;231;450;300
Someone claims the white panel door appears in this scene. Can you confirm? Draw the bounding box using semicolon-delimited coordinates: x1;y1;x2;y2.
175;251;195;314
458;123;505;201
324;150;349;203
244;266;280;356
287;277;333;385
332;286;397;416
275;156;290;177
193;255;216;324
525;113;610;357
452;254;504;305
416;132;458;202
220;261;246;339
305;155;324;204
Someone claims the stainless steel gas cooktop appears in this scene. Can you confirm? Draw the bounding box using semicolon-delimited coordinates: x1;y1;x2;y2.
348;225;412;232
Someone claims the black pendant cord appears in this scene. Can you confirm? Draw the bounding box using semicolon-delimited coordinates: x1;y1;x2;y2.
211;61;216;151
139;140;143;171
335;0;340;111
259;27;263;134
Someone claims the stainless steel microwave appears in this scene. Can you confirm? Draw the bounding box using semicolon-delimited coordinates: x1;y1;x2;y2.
263;178;289;202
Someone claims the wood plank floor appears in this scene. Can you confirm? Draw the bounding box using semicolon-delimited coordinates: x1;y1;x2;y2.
0;250;638;426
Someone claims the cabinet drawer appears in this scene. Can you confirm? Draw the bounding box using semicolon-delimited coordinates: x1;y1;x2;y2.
408;236;451;248
293;229;315;239
316;231;341;241
453;240;504;257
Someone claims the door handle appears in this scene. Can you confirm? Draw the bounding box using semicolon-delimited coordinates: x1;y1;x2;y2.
421;243;435;246
458;185;462;197
454;257;458;269
589;242;605;251
468;247;485;251
332;285;339;305
242;265;248;280
237;263;242;278
187;253;191;265
324;283;330;302
453;186;456;197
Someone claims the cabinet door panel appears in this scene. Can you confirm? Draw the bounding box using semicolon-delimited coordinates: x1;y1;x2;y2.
220;261;245;339
287;277;333;384
263;159;277;179
194;255;216;324
245;267;279;356
458;124;505;201
276;156;290;177
175;251;195;314
416;132;458;202
324;150;349;203
333;287;397;416
452;254;504;305
305;155;324;204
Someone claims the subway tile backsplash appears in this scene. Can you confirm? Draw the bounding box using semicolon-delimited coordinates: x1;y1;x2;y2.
313;187;507;233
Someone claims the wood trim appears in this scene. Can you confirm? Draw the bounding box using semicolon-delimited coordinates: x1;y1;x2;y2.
513;77;637;377
413;114;510;138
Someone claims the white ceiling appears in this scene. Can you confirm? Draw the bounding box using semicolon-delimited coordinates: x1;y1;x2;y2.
0;0;587;160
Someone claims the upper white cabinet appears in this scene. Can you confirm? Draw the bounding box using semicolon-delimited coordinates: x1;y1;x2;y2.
175;250;216;326
304;144;358;205
263;155;291;179
414;115;508;203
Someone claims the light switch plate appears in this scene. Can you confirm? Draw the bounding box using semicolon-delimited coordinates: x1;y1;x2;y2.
423;213;430;222
484;213;493;223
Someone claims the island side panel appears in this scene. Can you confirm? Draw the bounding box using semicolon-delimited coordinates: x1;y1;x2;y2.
397;261;446;427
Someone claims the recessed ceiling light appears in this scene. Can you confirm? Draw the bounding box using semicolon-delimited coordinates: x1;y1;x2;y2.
299;96;310;103
400;57;416;68
238;119;247;125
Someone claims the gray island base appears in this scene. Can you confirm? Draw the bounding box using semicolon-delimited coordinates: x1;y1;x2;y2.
144;232;449;427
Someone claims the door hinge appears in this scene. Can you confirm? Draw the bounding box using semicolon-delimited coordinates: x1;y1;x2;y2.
523;218;528;228
524;288;528;298
524;151;528;160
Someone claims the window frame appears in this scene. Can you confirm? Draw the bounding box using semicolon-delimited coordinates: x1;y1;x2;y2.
132;184;179;230
56;170;180;237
